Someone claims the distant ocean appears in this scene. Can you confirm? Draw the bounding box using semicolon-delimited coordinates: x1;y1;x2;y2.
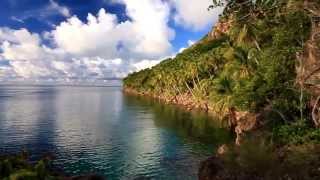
0;79;123;87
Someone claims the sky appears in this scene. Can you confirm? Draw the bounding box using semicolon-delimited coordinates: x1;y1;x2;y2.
0;0;223;84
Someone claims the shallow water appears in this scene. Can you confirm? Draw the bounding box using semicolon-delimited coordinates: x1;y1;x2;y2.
0;85;232;180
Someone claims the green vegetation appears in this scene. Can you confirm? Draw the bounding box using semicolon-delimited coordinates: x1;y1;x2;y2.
273;120;320;145
207;138;320;179
0;152;60;180
124;0;313;127
122;1;320;179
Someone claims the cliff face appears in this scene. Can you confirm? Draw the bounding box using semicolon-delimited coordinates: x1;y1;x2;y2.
207;17;232;41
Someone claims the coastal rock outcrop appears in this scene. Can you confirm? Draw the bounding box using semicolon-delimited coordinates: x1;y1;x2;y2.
208;17;232;40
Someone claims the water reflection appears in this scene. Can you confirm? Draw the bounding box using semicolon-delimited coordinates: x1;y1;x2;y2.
0;86;232;180
0;86;58;155
124;94;231;146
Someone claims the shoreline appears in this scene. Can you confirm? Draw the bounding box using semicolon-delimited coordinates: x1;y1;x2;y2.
123;87;262;146
123;87;217;116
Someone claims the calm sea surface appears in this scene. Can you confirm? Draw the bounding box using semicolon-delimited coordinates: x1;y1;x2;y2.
0;85;231;180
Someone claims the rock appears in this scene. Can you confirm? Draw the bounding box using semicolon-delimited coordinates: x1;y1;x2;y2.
228;106;271;145
199;155;252;180
198;156;224;180
228;108;259;145
207;17;232;40
199;155;263;180
217;144;228;155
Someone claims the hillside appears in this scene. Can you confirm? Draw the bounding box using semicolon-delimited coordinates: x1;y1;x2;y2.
124;0;320;145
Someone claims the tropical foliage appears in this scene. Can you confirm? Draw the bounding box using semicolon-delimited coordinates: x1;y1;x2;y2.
0;152;59;180
124;0;312;125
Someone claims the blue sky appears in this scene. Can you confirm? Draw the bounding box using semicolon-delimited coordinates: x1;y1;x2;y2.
0;0;222;83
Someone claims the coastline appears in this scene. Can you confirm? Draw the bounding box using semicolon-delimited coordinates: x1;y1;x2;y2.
123;87;263;146
123;87;215;116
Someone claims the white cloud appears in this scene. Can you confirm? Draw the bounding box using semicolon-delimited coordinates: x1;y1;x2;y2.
1;29;43;61
9;0;71;24
133;59;162;71
121;0;174;56
0;0;174;82
0;0;224;83
0;27;136;80
177;39;196;54
10;16;24;23
170;0;224;31
50;10;119;57
48;0;71;17
50;1;173;59
187;40;195;46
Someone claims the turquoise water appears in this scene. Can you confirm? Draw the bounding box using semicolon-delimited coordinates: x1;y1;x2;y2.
0;85;231;179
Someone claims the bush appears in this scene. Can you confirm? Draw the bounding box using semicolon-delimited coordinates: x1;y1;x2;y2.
0;152;58;180
273;120;320;145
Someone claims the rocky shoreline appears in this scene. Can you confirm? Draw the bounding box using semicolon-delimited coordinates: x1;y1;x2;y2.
123;87;211;112
124;88;320;180
123;87;262;145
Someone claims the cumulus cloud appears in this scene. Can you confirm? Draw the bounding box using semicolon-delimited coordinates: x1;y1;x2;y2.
0;28;69;79
50;1;173;59
0;0;223;83
170;0;224;31
0;0;174;82
0;26;165;81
